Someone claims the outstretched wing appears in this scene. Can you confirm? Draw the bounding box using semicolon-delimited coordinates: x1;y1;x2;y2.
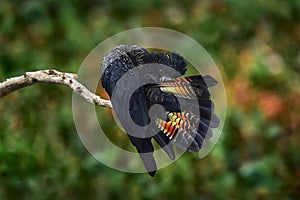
145;75;219;152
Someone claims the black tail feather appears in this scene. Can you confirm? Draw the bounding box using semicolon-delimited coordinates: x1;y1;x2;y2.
127;136;157;176
153;131;176;160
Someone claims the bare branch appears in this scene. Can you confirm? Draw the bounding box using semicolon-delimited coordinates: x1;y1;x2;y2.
0;69;112;108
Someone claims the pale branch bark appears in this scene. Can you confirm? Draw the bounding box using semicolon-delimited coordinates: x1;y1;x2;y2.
0;69;112;108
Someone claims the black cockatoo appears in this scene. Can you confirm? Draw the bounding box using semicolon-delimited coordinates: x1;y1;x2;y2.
101;45;219;176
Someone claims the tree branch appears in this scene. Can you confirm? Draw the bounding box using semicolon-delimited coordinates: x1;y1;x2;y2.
0;69;112;108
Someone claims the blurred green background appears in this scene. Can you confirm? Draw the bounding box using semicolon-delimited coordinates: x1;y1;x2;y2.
1;0;300;199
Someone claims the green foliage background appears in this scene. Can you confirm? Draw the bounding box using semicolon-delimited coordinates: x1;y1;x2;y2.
1;0;300;199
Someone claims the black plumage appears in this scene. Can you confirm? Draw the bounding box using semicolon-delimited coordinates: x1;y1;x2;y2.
101;45;219;176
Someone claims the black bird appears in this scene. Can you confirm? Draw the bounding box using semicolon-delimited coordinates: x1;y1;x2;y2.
101;45;219;176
